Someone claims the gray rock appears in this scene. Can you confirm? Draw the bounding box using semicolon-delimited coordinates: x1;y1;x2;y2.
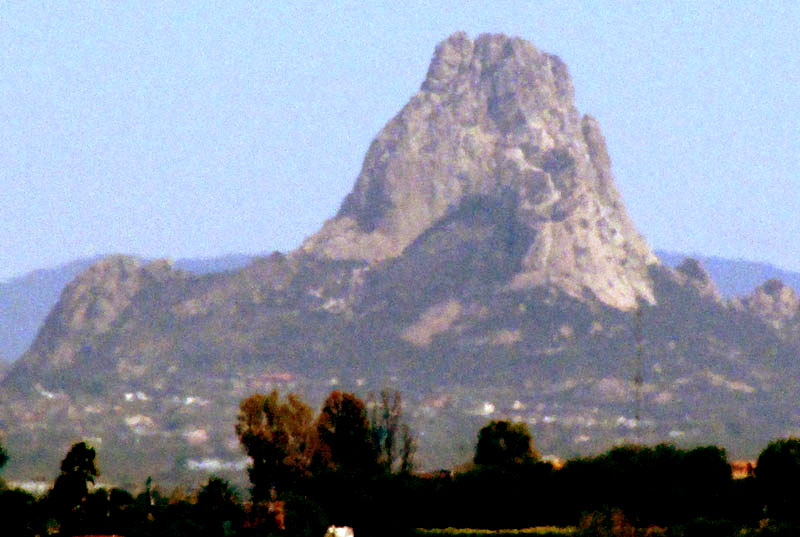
302;33;656;310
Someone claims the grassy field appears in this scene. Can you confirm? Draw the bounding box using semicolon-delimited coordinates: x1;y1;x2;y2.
413;528;576;536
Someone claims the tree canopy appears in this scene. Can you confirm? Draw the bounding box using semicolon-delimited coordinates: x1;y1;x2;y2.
196;477;244;537
474;420;538;467
235;391;315;499
316;390;377;473
560;443;732;525
236;389;418;502
370;390;415;473
756;437;800;519
48;441;100;536
0;439;8;473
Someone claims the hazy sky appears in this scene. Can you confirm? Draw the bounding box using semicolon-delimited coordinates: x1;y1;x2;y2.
2;1;798;281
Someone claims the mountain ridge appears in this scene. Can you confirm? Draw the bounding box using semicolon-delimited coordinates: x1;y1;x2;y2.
3;249;796;368
0;253;256;364
656;250;800;298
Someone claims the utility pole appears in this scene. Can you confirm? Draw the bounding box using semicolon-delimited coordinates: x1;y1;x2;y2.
634;306;644;439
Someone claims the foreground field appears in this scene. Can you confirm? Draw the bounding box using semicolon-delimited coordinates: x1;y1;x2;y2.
415;528;576;536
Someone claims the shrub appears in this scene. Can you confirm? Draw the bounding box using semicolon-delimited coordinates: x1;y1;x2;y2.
578;508;635;537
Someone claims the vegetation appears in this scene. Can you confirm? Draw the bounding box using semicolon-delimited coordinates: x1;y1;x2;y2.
235;391;316;500
474;420;538;467
371;390;415;474
5;395;800;536
755;438;800;519
414;529;575;536
315;390;377;473
47;441;100;535
0;440;7;472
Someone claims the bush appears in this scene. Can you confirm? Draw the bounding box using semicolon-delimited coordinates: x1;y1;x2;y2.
578;508;635;537
666;518;737;537
756;438;800;519
283;494;328;537
0;488;44;537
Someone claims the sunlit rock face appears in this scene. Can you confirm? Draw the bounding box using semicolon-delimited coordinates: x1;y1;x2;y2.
302;32;657;310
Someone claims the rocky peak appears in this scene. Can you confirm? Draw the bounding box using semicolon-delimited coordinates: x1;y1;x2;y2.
302;32;657;310
8;256;182;374
674;258;722;301
422;32;574;107
737;279;800;333
57;256;177;334
676;258;709;281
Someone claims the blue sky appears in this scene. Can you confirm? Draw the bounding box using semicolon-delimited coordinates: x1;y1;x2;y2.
1;1;798;281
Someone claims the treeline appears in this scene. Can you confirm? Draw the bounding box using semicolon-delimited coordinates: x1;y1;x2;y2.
3;390;800;536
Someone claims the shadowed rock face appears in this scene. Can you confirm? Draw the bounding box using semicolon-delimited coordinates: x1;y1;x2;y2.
736;279;800;337
674;258;723;302
302;32;656;310
3;256;184;383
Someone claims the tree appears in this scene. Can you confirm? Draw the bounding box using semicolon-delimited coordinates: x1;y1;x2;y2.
236;391;315;499
0;440;8;472
315;391;377;473
679;445;732;519
0;439;8;490
756;438;800;519
0;488;44;537
196;477;244;537
107;487;137;533
370;390;416;473
398;423;416;474
48;441;99;535
559;443;734;526
57;441;98;484
474;420;538;467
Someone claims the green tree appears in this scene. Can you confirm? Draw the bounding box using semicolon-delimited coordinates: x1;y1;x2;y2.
474;420;538;468
236;391;315;499
756;438;800;519
680;444;732;519
0;488;44;537
48;441;100;535
107;487;137;533
196;476;244;537
370;390;416;473
0;440;8;472
0;439;8;490
560;443;734;526
398;423;416;474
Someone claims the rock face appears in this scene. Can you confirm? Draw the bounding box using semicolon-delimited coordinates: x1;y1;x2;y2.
673;258;723;302
736;279;800;337
4;256;182;384
302;32;657;310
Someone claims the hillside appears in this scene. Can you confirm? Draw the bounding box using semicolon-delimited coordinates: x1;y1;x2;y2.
3;251;797;371
657;250;800;298
0;257;102;364
0;254;255;365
